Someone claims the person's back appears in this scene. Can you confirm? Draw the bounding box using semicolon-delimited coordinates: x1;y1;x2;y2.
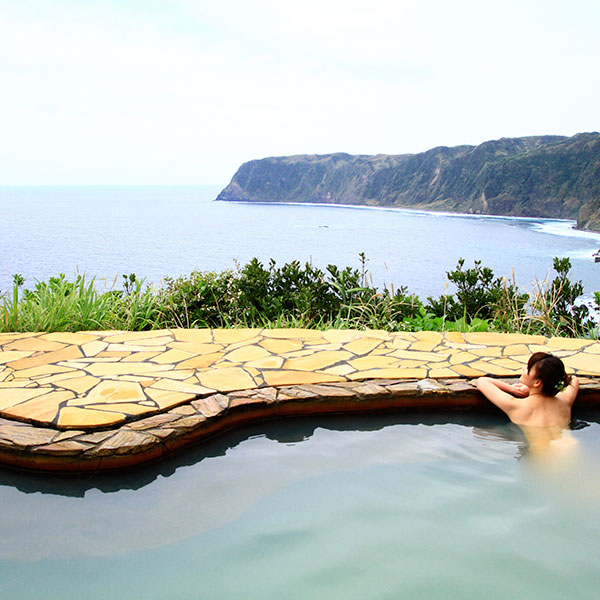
477;352;578;428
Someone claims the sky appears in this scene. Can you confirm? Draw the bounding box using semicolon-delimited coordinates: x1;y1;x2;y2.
0;0;598;185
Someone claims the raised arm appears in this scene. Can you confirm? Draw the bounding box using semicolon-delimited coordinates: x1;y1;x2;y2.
476;377;522;416
557;375;579;408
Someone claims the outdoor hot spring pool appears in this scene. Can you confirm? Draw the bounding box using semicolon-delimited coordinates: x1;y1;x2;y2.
1;411;599;600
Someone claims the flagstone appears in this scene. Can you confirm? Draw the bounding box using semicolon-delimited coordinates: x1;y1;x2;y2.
470;360;516;376
246;356;285;369
83;381;146;404
3;390;74;423
41;332;99;345
449;351;480;365
391;349;449;362
11;364;73;379
363;329;392;340
120;350;161;362
0;381;35;388
7;345;83;371
175;352;224;370
343;338;383;355
148;379;214;395
412;331;443;343
0;387;50;411
0;351;35;365
57;406;126;429
89;402;155;416
279;349;314;359
284;350;353;371
80;340;109;357
212;329;262;344
444;332;465;344
96;351;131;359
349;368;427;380
0;332;37;343
55;375;102;394
102;330;171;343
86;362;170;376
34;370;88;386
561;353;600;375
584;343;600;354
323;364;356;376
196;367;257;392
223;345;271;363
262;328;323;339
166;341;224;354
2;337;66;352
348;356;399;370
389;338;411;350
464;332;546;345
322;329;359;344
490;358;524;370
127;336;173;346
149;348;196;364
225;336;264;351
547;337;593;350
451;364;488;377
139;369;194;381
259;338;304;354
170;328;213;343
390;332;417;344
470;346;504;357
262;370;344;387
410;340;441;352
143;388;197;409
502;344;530;356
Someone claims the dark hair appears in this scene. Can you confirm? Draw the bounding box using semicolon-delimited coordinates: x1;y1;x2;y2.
527;352;572;396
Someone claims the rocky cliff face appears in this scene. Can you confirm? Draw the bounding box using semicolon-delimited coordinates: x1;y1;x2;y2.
216;133;600;231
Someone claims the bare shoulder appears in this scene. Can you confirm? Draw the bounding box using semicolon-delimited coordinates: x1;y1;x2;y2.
556;375;579;407
476;377;520;413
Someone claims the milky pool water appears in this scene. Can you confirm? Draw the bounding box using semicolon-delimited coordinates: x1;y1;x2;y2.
1;411;599;599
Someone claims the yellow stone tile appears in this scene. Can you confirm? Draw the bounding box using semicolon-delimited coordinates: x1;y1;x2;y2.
322;329;358;344
102;330;171;344
41;332;100;344
2;337;67;352
464;332;546;346
349;356;399;370
391;349;449;363
86;361;171;376
449;351;480;365
389;338;411;350
212;329;262;344
166;341;224;354
470;346;503;357
105;343;165;352
3;390;74;423
444;331;465;344
126;336;173;346
412;331;443;343
0;332;38;343
12;365;73;379
150;349;196;364
96;351;131;359
348;368;427;380
410;340;440;352
528;344;561;354
262;370;344;386
0;369;10;383
259;338;304;354
469;360;516;376
261;328;324;340
148;378;214;395
0;351;35;365
121;351;162;362
323;364;355;376
225;336;264;351
390;332;417;344
57;406;126;429
246;367;261;379
396;359;429;368
0;387;50;411
88;402;154;416
34;370;89;386
362;329;392;340
223;345;271;363
81;340;109;357
0;381;33;388
140;369;195;381
175;352;224;370
502;344;531;356
584;343;600;354
245;356;285;369
281;349;314;358
372;348;395;355
343;338;383;355
451;364;487;377
428;368;460;378
490;358;524;371
56;375;102;394
561;353;600;375
284;350;353;371
84;380;146;404
196;367;257;392
143;388;196;409
170;328;214;343
547;337;593;350
7;345;83;371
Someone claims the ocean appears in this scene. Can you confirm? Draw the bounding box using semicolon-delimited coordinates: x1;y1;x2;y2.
1;185;599;301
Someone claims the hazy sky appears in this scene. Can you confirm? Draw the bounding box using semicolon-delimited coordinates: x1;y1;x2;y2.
1;0;598;185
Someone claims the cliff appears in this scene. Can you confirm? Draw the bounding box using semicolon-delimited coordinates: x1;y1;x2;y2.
216;133;600;231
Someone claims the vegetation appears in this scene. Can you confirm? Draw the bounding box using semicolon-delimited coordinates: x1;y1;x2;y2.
1;256;598;337
217;132;600;231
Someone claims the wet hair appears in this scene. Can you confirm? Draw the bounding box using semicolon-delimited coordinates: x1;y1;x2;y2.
527;352;572;396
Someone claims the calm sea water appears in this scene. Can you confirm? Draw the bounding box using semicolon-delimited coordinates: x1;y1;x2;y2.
1;185;599;299
1;413;599;599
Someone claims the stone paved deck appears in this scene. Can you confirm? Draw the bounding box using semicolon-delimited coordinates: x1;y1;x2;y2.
1;329;599;472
